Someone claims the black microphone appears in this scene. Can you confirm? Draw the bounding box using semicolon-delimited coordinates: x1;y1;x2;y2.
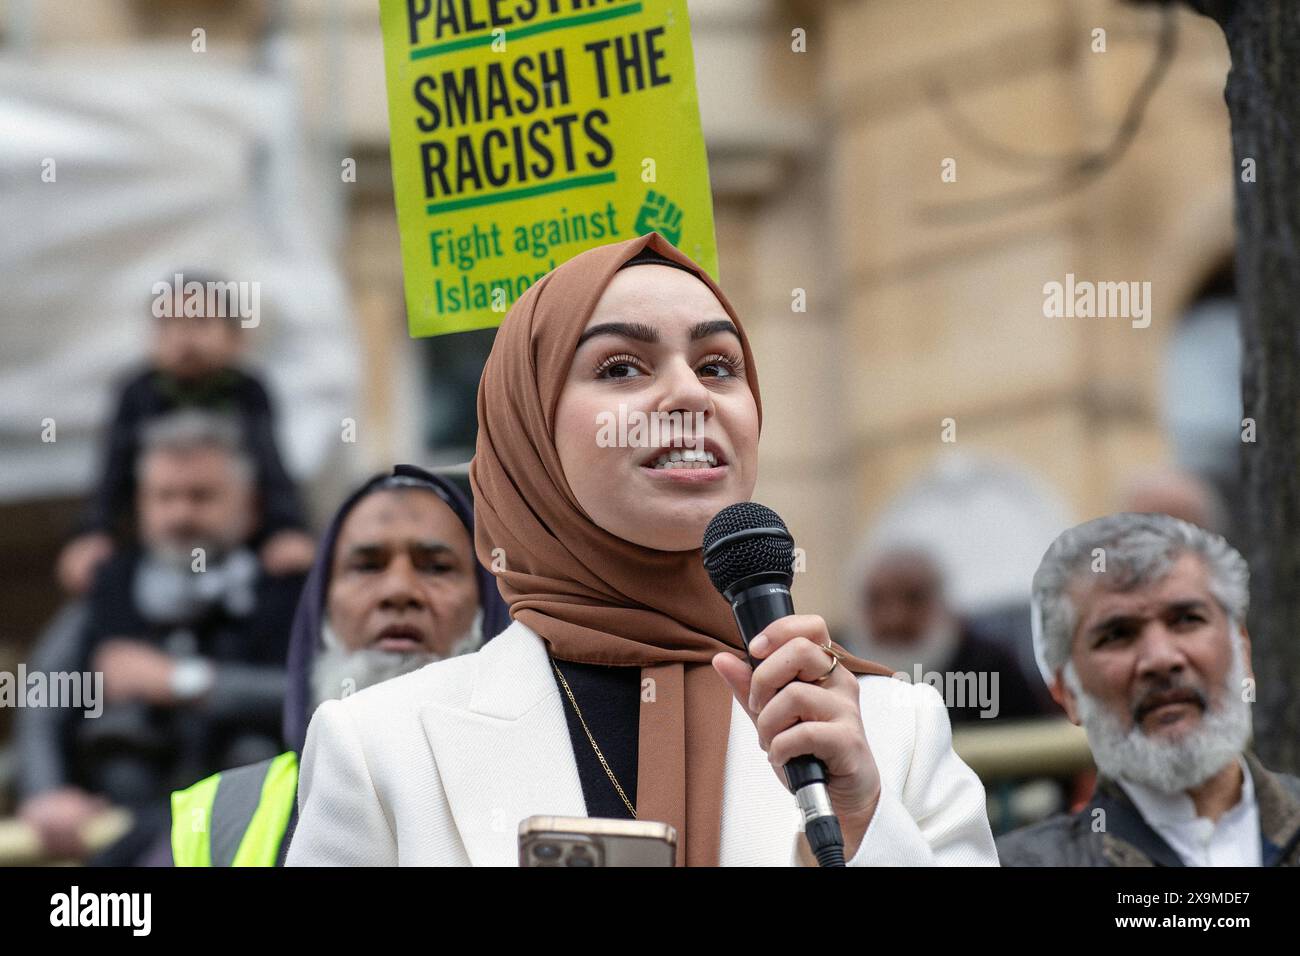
702;502;847;867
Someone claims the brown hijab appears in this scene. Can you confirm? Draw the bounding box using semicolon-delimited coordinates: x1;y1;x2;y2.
470;231;892;865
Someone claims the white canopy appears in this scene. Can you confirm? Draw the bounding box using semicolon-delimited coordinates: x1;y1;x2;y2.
0;50;359;501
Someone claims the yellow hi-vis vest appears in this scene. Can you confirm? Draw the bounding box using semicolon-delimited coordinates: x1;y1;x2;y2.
171;751;298;866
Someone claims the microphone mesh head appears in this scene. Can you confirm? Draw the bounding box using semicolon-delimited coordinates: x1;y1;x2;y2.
701;502;795;594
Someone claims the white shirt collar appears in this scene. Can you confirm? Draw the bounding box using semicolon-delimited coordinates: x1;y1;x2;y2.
1118;754;1252;824
1116;755;1261;866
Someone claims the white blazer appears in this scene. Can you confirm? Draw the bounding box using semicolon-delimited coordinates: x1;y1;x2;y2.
286;620;998;866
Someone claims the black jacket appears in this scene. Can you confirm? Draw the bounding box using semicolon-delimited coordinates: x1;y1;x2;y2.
60;549;303;804
945;628;1048;724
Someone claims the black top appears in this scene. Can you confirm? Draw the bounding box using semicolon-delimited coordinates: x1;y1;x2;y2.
77;367;308;542
81;548;301;666
549;659;641;820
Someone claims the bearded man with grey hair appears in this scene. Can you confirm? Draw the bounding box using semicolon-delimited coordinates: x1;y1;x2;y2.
998;512;1300;866
18;410;307;864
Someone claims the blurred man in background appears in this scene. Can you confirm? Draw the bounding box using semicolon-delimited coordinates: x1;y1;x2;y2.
850;544;1045;725
16;411;305;863
171;465;509;866
1122;466;1229;535
57;275;314;595
998;513;1300;866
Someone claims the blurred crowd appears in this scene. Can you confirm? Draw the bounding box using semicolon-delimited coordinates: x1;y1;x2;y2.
15;285;314;863
2;276;1289;868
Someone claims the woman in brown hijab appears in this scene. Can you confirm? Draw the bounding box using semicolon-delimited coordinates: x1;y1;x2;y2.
287;233;998;867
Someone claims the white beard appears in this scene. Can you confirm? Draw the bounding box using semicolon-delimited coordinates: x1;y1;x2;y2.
852;618;961;676
1066;632;1252;794
309;609;483;711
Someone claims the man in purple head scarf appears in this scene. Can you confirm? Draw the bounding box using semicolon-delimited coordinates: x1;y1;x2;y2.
171;464;509;866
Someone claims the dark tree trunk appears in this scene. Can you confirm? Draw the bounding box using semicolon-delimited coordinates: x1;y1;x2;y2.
1184;0;1300;773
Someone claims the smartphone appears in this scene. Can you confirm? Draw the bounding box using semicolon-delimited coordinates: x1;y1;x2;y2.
518;816;678;867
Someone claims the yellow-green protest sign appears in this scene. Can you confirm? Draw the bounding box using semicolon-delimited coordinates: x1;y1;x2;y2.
378;0;718;337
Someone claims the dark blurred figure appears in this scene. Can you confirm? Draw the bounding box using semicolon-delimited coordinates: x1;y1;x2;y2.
16;411;306;863
849;544;1046;724
56;274;313;595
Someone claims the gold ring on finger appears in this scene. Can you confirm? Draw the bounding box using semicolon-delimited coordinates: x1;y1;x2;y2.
814;654;839;684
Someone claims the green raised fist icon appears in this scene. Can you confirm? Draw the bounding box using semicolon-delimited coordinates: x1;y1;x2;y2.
633;190;684;246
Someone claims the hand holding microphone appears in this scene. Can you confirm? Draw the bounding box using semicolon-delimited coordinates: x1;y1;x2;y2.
718;613;882;862
703;503;882;866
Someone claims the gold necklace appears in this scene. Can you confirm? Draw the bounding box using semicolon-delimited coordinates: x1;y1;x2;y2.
550;657;637;818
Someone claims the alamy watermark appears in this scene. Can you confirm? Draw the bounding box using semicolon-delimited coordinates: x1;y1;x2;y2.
1042;273;1151;329
50;886;150;936
151;273;260;328
596;404;706;452
891;665;1001;719
1;665;102;718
